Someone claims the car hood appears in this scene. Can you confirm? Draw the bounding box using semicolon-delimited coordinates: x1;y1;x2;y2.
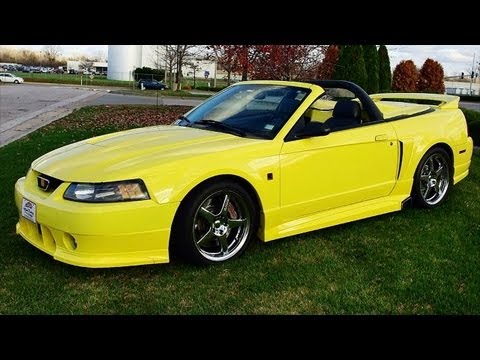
32;125;266;182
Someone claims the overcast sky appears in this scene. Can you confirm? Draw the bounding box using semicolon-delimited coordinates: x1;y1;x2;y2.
3;45;480;76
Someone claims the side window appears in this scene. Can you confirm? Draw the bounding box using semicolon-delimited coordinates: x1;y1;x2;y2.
321;88;367;131
322;88;356;101
289;88;365;138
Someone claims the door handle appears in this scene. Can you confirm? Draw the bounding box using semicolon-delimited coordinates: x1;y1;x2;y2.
375;134;388;141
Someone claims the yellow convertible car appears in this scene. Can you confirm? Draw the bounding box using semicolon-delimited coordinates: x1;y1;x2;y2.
14;80;473;268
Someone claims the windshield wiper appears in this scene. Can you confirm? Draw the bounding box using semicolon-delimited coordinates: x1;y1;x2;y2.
175;115;192;127
195;119;246;137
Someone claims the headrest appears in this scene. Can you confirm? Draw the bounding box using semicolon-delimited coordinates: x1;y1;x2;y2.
333;100;361;119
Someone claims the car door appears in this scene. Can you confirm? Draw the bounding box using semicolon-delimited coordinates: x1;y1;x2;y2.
279;121;399;223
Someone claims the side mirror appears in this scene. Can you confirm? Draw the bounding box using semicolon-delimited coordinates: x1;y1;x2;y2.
295;121;331;139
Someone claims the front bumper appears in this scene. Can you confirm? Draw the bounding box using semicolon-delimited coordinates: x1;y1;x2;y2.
15;173;179;268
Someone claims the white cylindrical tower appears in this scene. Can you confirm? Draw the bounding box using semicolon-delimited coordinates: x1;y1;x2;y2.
107;45;143;81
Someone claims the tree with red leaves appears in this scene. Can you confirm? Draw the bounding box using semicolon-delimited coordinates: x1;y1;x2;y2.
417;58;445;94
235;45;260;81
316;45;339;80
392;60;419;92
249;45;325;81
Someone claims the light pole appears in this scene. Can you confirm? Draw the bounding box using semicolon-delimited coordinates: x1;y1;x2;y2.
132;66;136;90
164;45;170;86
469;53;476;95
156;47;159;108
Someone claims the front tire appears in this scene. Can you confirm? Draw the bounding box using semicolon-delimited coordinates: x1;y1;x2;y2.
412;147;452;208
172;181;257;265
14;80;19;84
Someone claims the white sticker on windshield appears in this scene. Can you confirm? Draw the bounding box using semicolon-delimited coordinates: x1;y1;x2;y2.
264;124;274;130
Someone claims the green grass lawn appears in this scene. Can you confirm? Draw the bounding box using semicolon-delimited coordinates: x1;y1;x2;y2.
12;71;132;88
1;105;479;315
111;88;210;99
10;72;216;98
12;71;227;96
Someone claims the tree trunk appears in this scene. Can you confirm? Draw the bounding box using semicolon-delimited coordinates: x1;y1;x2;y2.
175;46;181;91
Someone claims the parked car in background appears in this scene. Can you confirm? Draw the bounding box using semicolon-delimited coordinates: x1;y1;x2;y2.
0;73;24;84
137;79;168;90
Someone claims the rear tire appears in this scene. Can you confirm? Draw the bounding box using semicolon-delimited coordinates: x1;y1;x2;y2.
171;181;257;265
412;147;452;208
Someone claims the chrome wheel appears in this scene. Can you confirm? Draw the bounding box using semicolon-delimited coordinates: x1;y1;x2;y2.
193;190;251;262
418;152;450;206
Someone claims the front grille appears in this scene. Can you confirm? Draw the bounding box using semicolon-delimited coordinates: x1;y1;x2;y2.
37;174;62;192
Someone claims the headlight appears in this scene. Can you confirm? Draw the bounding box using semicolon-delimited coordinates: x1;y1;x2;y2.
64;179;150;202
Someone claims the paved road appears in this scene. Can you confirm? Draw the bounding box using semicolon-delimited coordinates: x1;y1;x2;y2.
459;101;480;111
1;83;98;124
86;93;203;107
1;83;105;146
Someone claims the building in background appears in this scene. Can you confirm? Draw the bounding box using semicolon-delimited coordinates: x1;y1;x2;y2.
107;45;143;81
67;60;108;75
106;45;229;84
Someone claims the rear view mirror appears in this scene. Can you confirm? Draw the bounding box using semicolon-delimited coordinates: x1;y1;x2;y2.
295;122;330;139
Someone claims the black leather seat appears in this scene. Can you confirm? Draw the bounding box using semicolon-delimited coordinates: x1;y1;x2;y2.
324;100;362;131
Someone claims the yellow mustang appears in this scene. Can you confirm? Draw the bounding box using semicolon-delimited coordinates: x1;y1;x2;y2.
14;80;473;268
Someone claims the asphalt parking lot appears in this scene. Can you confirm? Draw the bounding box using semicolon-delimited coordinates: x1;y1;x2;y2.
0;83;98;124
0;83;105;146
460;101;480;111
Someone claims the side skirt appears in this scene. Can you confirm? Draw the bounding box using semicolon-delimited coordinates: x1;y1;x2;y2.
263;194;409;242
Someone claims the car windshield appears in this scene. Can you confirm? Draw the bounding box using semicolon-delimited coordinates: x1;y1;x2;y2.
176;84;310;139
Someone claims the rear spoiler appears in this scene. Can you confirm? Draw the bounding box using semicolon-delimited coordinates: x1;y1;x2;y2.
370;93;459;109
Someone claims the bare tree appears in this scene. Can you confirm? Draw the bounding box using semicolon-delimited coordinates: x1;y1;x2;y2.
150;45;164;70
25;50;40;66
163;45;177;88
184;59;202;88
43;45;62;66
207;45;239;85
79;61;93;73
0;47;16;63
169;45;196;90
92;50;106;62
149;45;202;89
